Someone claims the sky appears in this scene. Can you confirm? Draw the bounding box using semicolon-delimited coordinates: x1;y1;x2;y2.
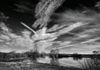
0;0;100;54
0;0;99;27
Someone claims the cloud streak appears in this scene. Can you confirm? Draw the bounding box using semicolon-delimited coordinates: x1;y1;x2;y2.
1;10;100;54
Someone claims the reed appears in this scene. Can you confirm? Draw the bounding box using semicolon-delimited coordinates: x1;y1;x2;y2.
79;58;100;70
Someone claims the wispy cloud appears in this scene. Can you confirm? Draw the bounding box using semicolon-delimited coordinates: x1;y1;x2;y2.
0;22;34;53
45;10;100;54
1;10;100;54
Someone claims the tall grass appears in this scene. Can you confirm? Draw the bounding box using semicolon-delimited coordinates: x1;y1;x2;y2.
79;58;100;70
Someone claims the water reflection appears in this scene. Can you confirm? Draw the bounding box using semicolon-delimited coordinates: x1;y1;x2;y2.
37;53;100;68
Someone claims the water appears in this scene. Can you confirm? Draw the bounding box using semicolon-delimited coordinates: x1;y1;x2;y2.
37;56;100;68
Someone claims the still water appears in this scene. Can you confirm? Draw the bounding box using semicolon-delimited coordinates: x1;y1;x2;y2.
37;57;93;68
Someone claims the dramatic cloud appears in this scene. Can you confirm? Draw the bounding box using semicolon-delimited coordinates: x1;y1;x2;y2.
0;10;100;54
0;22;34;53
45;10;100;54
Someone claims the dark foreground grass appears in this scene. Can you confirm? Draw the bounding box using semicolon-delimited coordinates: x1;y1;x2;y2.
0;61;81;70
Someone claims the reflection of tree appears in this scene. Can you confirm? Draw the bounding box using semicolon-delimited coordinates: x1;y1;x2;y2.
50;49;59;65
25;51;39;61
72;53;82;60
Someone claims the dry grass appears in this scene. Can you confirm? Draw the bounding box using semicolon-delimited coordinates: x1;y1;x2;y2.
79;58;100;70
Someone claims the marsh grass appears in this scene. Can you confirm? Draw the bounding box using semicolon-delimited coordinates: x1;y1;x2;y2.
79;58;100;70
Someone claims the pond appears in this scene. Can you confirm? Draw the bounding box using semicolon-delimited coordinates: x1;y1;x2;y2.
37;56;100;68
